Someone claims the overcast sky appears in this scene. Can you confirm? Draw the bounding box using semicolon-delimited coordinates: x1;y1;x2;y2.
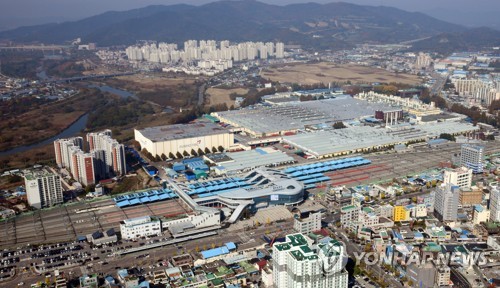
1;0;499;31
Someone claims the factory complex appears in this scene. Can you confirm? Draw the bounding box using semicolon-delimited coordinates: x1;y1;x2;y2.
213;95;403;137
135;91;480;171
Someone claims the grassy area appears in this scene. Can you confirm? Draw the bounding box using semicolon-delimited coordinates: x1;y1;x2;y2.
99;74;199;107
261;63;421;85
0;89;106;152
206;87;248;106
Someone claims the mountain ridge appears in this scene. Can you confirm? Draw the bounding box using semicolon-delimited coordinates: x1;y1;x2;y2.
0;1;477;49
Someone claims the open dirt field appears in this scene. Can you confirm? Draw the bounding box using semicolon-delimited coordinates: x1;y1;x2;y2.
100;74;198;107
261;63;421;85
205;87;249;106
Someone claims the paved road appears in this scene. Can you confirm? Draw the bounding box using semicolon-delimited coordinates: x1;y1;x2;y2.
430;72;448;96
198;83;206;106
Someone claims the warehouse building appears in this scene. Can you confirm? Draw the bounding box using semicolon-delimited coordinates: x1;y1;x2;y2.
134;122;234;158
283;120;479;158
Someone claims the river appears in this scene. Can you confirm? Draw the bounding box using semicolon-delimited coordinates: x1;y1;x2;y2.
0;114;89;157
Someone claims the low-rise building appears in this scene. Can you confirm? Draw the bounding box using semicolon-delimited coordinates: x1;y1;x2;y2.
393;206;410;222
473;204;490;225
341;204;359;231
120;216;162;240
79;274;98;288
459;187;483;206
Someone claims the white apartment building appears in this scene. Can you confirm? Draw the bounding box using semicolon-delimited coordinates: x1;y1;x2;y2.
126;40;285;68
294;211;322;234
460;144;484;174
272;233;348;288
415;52;432;70
375;204;394;218
406;204;428;218
359;207;379;228
24;170;63;209
443;167;472;189
489;183;500;222
340;204;360;231
434;184;460;222
120;216;162;240
453;78;500;107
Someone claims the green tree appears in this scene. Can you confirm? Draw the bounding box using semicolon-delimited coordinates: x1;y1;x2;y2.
183;150;190;157
218;146;224;153
85;184;96;194
176;152;183;159
333;121;346;129
155;155;162;162
197;148;204;156
212;147;218;153
168;152;175;159
190;149;197;157
205;147;211;154
161;153;167;161
439;133;456;141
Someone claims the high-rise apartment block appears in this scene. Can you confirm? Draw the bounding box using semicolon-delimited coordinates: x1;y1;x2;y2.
453;79;500;107
415;52;432;70
434;184;460;222
54;130;126;187
460;144;484;173
24;170;63;209
126;40;285;65
87;129;126;177
272;233;348;288
489;183;500;222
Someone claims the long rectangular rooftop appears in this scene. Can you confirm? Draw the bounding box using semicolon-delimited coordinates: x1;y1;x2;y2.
214;96;401;135
283;120;479;157
136;122;228;142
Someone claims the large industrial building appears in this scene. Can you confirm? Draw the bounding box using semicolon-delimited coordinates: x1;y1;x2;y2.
282;121;479;158
134;122;234;158
213;95;401;137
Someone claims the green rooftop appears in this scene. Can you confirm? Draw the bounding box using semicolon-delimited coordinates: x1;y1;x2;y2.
299;245;312;254
341;205;357;212
287;234;308;247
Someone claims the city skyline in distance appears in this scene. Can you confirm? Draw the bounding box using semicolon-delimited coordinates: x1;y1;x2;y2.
1;0;499;32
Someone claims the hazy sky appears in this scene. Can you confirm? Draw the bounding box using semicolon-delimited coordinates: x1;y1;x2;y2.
1;0;499;31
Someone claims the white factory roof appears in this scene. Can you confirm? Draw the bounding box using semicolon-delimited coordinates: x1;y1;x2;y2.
283;120;479;157
219;148;295;173
136;122;228;142
215;96;401;135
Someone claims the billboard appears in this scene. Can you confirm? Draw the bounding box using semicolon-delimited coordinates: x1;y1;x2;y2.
270;194;279;201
